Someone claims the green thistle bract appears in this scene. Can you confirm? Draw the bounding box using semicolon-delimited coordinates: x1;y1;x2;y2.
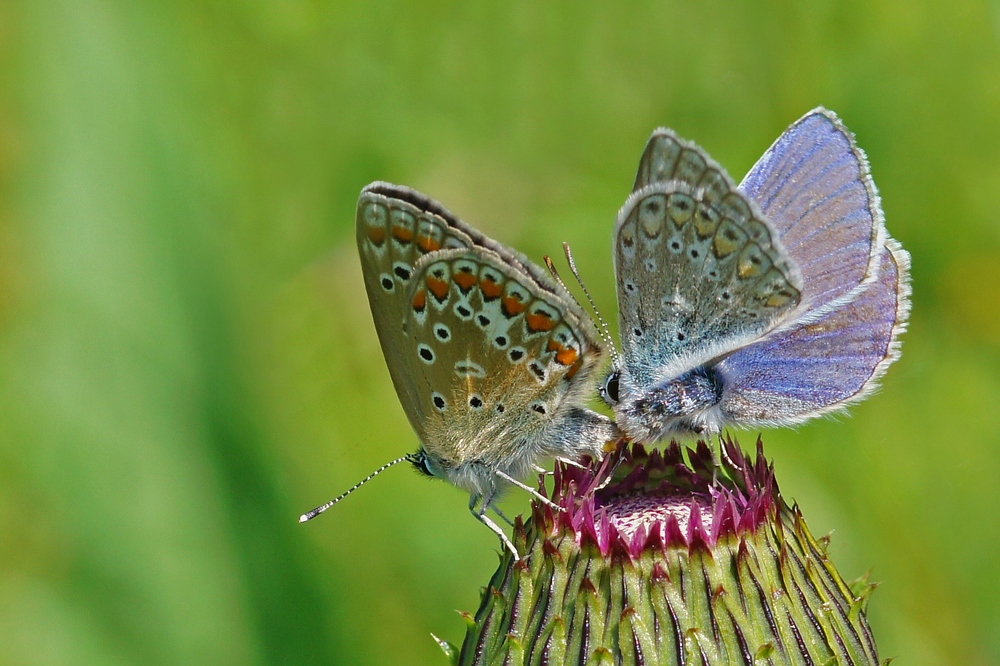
457;438;885;666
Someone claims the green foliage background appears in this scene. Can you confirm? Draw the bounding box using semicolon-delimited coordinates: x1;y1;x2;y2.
1;1;998;664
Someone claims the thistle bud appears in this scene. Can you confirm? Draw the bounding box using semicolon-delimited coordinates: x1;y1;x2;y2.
456;439;885;666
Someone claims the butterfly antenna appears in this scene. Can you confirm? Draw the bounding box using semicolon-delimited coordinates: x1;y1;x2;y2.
543;253;595;326
543;254;576;297
544;253;613;358
562;243;620;366
299;453;418;523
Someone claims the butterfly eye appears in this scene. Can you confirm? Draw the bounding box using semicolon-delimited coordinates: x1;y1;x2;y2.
410;452;435;477
603;372;621;405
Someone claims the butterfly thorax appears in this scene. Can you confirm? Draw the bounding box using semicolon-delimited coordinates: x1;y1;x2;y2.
616;367;723;442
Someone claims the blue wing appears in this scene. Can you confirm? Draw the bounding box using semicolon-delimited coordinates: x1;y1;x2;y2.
740;108;885;320
715;238;910;427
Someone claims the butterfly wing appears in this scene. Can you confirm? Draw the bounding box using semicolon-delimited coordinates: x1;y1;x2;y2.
714;238;910;426
359;182;579;310
358;183;614;488
615;129;803;390
357;183;481;413
398;248;612;476
740;108;885;321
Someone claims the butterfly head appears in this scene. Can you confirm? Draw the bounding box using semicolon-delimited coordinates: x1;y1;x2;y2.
405;449;489;496
407;449;445;478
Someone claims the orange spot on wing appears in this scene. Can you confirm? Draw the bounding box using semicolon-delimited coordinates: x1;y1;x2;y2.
526;312;557;332
480;277;502;300
502;296;527;317
412;289;427;311
453;270;477;291
367;226;386;245
555;347;579;366
392;226;414;243
427;277;449;301
417;235;441;252
565;358;584;380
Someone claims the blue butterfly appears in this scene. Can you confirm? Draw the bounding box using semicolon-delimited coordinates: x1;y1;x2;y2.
600;108;910;442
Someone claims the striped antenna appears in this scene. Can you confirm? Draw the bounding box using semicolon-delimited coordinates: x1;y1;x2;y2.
561;243;620;367
299;453;418;523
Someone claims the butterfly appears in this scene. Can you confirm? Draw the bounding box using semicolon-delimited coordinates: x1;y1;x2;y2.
599;108;911;443
311;182;617;556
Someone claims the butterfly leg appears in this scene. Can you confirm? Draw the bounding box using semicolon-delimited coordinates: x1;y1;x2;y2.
699;425;722;485
494;469;564;512
471;493;520;560
555;456;587;470
593;450;625;492
490;504;515;527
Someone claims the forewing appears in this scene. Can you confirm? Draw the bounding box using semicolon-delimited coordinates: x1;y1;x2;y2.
740;109;885;319
356;184;478;413
400;249;606;467
360;181;577;307
715;238;910;426
615;129;802;388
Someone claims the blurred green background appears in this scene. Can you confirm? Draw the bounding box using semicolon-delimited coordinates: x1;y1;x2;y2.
1;1;998;664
